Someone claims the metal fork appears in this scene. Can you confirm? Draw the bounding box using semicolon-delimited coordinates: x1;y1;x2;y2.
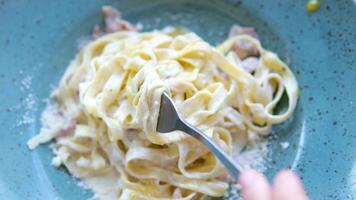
156;92;243;182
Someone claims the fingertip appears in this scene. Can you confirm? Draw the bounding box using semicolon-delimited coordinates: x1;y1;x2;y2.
239;170;258;188
273;169;308;200
275;169;297;181
274;169;303;190
239;170;272;200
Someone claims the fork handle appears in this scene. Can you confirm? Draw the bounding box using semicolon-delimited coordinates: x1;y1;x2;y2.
177;119;243;182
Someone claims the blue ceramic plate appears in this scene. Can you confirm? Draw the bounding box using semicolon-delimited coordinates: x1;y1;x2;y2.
0;0;355;199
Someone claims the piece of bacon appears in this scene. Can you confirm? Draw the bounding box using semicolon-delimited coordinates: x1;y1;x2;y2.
232;40;259;59
102;6;137;33
56;119;75;138
92;24;104;39
229;24;260;59
228;24;258;39
55;108;76;138
91;6;137;39
239;57;260;73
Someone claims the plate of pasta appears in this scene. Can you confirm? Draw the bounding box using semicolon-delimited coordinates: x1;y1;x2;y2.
0;0;355;200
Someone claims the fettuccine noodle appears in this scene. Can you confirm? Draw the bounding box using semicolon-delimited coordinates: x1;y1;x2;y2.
28;28;298;199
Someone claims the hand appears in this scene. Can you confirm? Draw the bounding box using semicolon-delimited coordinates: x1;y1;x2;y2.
239;169;308;200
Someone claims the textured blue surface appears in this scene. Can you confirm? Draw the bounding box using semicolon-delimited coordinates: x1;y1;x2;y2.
0;0;355;199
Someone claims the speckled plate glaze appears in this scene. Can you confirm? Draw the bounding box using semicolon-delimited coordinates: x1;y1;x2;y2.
0;0;355;199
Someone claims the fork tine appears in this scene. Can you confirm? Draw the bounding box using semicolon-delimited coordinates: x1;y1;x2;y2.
156;93;181;133
156;92;242;180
